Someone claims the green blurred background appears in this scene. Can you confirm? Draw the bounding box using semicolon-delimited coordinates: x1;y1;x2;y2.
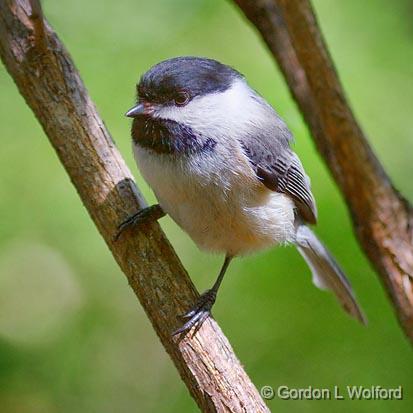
1;0;413;411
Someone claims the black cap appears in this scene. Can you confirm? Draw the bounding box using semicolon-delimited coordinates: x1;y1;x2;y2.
137;56;242;105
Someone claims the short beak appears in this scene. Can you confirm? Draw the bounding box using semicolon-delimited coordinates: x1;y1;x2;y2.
125;103;145;118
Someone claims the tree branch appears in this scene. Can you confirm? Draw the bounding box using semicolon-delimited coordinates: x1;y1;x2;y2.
233;0;413;343
0;1;270;411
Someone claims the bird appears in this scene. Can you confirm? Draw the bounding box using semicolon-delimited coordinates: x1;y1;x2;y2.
118;56;366;335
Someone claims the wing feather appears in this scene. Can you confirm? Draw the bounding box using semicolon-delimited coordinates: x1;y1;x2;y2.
241;135;317;224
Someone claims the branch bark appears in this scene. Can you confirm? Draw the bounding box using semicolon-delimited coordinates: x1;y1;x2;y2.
233;0;413;343
0;1;270;411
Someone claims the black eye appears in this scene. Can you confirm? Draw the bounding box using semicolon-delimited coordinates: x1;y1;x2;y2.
174;91;190;106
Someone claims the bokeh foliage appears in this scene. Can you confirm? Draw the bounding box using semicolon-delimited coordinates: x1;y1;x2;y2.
0;0;412;411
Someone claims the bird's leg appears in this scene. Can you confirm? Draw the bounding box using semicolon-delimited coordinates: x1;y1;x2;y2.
113;204;165;241
173;255;233;336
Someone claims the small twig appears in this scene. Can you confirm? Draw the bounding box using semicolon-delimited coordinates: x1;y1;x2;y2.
29;0;48;51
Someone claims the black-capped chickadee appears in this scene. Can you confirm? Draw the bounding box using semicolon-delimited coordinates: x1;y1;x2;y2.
120;56;366;335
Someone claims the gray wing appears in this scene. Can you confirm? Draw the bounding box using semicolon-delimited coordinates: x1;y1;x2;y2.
240;129;318;225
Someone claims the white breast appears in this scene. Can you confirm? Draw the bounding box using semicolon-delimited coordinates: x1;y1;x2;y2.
133;143;296;256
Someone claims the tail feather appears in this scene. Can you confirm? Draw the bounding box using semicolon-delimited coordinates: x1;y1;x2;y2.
296;225;367;325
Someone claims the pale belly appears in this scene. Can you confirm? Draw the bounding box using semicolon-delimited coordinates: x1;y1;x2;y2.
134;146;296;256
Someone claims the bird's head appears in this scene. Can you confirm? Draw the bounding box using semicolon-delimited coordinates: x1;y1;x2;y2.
126;57;249;124
126;56;242;122
126;57;275;156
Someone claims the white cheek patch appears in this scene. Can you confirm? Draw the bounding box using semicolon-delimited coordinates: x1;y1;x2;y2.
153;79;272;138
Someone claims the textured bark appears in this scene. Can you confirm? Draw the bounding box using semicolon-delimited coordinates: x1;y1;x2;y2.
233;0;413;342
0;1;270;412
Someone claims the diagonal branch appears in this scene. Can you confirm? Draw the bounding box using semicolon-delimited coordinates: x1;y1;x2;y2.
0;1;269;411
233;0;413;343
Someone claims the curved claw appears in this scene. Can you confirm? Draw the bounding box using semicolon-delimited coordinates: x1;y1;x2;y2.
172;310;210;336
113;204;165;242
113;214;139;242
172;289;217;336
181;309;196;319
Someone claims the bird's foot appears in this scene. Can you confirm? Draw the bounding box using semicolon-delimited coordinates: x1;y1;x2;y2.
113;204;165;241
172;289;217;336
